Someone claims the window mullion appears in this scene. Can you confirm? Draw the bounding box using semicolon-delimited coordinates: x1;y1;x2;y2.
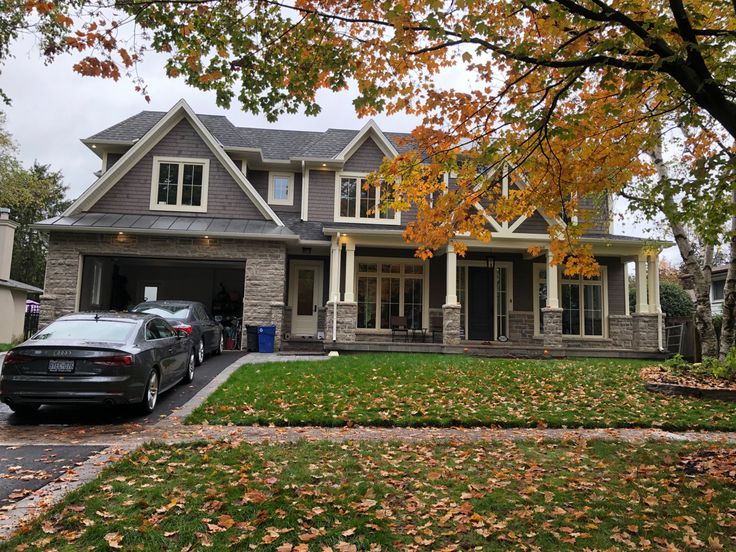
176;163;184;206
376;272;382;329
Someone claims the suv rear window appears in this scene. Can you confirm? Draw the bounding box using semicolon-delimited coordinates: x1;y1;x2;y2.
33;319;136;343
132;305;190;319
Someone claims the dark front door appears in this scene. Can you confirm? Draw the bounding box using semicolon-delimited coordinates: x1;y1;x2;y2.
468;267;493;341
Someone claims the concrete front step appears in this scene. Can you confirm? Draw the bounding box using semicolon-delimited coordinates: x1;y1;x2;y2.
281;339;325;354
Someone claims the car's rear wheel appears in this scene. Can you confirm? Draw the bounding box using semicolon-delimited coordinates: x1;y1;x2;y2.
139;370;159;415
8;402;41;416
215;333;224;355
182;349;195;383
196;338;205;366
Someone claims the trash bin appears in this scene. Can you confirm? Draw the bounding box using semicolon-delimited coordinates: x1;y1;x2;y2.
246;325;259;352
257;325;276;353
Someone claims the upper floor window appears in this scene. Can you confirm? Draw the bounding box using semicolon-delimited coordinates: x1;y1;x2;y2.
268;173;294;206
150;156;209;212
335;174;399;224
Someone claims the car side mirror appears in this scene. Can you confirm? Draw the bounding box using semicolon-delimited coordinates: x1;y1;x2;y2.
176;329;188;339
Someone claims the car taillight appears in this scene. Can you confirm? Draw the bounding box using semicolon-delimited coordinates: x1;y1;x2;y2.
173;324;193;335
92;355;134;366
3;352;33;366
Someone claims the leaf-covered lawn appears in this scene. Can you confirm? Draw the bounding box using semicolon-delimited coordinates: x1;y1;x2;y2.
6;440;735;551
186;354;736;430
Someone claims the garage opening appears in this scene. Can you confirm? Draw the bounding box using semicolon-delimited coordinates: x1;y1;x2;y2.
79;256;245;320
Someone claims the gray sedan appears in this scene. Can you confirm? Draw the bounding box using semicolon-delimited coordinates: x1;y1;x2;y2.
0;312;195;417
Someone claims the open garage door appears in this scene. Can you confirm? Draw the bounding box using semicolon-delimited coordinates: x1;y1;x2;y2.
79;256;245;320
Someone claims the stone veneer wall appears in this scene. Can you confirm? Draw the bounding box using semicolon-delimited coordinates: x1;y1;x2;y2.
317;307;327;337
541;307;563;348
41;232;287;349
442;304;461;345
608;315;634;349
509;311;534;341
632;312;661;351
325;301;357;343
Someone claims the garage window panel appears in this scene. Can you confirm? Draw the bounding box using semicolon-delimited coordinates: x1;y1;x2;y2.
150;157;209;212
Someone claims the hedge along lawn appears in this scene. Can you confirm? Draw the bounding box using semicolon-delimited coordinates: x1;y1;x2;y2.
186;354;736;430
5;440;735;551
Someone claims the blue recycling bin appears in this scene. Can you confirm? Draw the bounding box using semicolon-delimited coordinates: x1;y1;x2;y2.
257;325;276;353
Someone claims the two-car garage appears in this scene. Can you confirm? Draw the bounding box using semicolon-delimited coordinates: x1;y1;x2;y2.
78;255;245;321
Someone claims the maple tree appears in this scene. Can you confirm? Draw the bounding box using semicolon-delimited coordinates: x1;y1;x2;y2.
3;0;736;278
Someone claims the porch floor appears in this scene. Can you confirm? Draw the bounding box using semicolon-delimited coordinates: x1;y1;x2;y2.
326;340;667;360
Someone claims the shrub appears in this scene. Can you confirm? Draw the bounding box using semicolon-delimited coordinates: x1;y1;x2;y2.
659;281;695;317
664;353;690;373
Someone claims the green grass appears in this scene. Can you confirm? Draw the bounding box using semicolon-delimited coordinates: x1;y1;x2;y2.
0;343;13;352
4;440;735;551
186;354;736;430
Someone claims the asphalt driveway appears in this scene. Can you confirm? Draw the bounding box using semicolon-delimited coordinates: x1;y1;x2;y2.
0;352;243;508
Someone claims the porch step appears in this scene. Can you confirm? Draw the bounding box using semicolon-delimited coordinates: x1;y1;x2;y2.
280;338;325;354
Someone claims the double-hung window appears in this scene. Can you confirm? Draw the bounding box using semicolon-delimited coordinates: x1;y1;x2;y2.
268;173;294;205
356;261;425;329
336;174;398;223
534;264;607;337
150;157;209;212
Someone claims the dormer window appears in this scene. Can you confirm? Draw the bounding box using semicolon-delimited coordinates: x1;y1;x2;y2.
335;173;400;224
149;156;209;212
268;173;294;205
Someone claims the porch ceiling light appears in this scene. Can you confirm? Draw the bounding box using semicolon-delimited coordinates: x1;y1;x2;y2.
91;144;97;149
204;235;209;239
118;231;123;235
321;163;326;167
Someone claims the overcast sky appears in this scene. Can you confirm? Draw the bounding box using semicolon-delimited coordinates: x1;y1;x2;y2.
1;36;678;261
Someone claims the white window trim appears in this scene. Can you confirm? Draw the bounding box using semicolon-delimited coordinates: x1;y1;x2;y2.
268;172;295;206
333;172;402;225
456;260;514;340
149;156;209;213
533;263;609;338
353;257;429;330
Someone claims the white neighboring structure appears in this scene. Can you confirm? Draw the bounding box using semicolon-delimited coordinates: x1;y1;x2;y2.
0;208;43;343
710;265;728;315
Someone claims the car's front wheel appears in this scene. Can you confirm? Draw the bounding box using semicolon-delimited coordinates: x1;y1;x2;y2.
196;338;205;366
139;370;159;415
182;349;195;384
8;402;41;417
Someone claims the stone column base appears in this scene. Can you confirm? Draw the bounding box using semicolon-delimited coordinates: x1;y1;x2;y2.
541;307;563;349
325;301;357;343
632;312;661;351
442;303;462;345
270;302;287;350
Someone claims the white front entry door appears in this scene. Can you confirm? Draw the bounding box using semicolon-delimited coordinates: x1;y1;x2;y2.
289;261;323;337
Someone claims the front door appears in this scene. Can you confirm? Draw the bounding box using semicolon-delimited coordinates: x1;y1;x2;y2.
468;267;493;341
289;261;323;337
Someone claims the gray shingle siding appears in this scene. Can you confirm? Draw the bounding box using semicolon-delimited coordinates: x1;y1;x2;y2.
308;169;336;222
91;119;266;219
105;153;124;171
516;211;549;234
343;137;386;172
601;257;626;315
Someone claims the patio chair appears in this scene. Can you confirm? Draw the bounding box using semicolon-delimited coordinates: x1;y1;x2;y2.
430;319;443;343
390;316;409;342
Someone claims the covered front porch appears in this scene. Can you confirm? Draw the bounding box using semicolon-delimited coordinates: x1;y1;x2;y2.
286;229;665;357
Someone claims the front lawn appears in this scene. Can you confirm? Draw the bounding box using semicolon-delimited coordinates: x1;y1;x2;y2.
186;354;736;430
6;440;735;550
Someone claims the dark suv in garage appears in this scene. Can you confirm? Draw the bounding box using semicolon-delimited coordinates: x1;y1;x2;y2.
131;301;224;365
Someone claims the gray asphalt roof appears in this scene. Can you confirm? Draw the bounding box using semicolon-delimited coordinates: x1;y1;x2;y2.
34;213;297;239
85;111;415;161
279;213;329;242
0;278;43;294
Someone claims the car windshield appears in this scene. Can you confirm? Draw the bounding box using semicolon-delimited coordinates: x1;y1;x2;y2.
33;319;136;343
132;305;190;319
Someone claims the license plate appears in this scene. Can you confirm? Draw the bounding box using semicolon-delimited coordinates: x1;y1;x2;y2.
48;359;75;374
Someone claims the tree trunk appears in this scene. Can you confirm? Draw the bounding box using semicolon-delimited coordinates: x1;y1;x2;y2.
651;140;719;357
719;191;736;360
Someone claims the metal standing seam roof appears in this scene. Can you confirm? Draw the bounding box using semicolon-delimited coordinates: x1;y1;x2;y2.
34;213;297;239
85;110;416;161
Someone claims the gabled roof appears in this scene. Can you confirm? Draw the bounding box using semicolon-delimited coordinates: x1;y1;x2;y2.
84;106;415;162
69;100;284;224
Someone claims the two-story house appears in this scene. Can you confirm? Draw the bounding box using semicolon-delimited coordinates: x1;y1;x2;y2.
35;100;665;356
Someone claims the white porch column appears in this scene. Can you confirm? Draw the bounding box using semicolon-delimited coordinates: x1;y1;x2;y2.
445;244;458;305
343;241;356;302
328;237;341;302
648;254;661;313
545;250;559;308
622;261;630;314
635;253;649;314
